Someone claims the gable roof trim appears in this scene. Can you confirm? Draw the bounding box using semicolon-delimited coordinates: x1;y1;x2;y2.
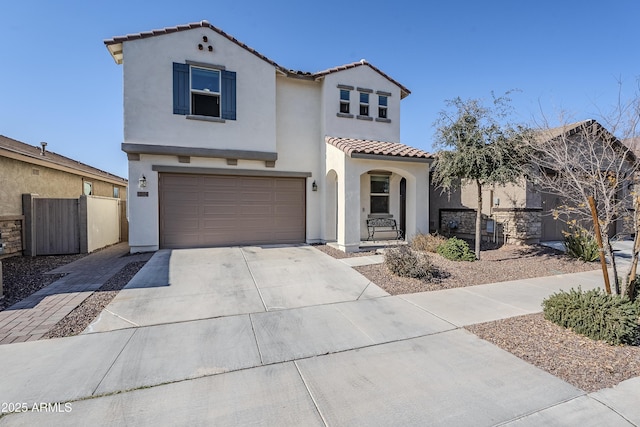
105;20;282;69
313;60;410;99
105;21;410;96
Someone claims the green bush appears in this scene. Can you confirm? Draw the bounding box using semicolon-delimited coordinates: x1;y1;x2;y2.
384;246;435;280
563;226;599;262
542;287;640;345
411;233;447;253
436;237;476;262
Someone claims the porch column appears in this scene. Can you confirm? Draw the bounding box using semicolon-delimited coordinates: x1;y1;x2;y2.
336;164;361;252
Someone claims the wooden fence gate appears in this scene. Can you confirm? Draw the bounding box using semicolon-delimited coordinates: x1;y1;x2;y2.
33;198;80;255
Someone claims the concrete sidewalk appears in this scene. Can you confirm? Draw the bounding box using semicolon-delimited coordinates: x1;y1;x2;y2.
0;246;638;426
0;244;151;344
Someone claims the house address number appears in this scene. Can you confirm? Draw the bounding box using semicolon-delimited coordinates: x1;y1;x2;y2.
137;191;149;197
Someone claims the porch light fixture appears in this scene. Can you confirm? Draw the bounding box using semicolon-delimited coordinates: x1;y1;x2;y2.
312;181;318;191
138;175;147;189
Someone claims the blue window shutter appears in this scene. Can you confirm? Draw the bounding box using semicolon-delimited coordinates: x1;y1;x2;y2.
173;63;189;115
221;70;236;120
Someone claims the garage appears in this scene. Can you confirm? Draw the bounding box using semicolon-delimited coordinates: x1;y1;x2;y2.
159;173;306;248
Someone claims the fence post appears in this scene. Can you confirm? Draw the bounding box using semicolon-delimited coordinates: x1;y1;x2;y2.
22;194;37;257
78;195;88;254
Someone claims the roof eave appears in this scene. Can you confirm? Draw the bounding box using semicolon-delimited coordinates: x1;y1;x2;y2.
350;152;432;163
106;42;124;65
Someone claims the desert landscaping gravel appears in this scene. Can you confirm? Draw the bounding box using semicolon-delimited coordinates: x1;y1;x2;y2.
44;261;147;338
467;313;640;392
351;244;599;295
0;253;86;311
317;243;639;391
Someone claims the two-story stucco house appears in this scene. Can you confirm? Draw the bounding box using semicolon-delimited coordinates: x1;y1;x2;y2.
105;20;432;253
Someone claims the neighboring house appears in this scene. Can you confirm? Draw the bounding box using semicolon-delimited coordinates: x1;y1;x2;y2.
105;20;433;253
430;120;635;244
0;135;128;257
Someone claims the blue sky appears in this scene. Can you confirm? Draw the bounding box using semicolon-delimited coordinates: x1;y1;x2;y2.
1;0;638;178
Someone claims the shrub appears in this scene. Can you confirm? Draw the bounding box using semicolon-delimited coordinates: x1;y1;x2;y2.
411;233;447;253
384;246;435;280
563;226;599;262
436;237;476;262
542;287;640;346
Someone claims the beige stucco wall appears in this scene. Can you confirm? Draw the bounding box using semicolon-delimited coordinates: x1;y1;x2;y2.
0;156;82;216
86;196;121;252
0;156;127;217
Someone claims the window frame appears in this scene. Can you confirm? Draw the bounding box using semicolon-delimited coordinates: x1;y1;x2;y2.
378;95;388;119
113;186;120;198
359;92;369;116
190;66;221;118
173;62;236;121
370;175;390;214
339;89;350;114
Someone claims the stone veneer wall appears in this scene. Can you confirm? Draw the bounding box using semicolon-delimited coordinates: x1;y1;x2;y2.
438;208;542;245
0;216;23;257
492;208;542;245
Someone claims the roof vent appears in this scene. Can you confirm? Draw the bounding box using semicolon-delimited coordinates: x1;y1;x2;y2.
360;59;366;64
40;141;47;156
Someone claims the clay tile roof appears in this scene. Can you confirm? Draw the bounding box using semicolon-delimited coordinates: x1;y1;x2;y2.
313;60;410;99
326;136;432;162
0;135;127;183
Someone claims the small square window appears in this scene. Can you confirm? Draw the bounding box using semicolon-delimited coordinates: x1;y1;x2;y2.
192;93;220;117
378;95;388;107
360;93;369;103
191;68;220;93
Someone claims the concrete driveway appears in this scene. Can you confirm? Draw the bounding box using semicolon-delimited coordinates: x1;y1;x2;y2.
1;245;638;425
85;245;388;332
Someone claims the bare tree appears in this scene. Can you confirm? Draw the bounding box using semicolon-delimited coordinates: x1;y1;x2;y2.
527;96;640;299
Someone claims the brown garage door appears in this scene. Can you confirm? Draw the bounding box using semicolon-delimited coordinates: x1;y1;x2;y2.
159;173;306;248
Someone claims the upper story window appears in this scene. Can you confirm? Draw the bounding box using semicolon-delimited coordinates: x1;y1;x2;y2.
359;92;369;116
173;62;236;121
191;67;220;117
113;186;120;198
378;95;388;119
339;89;350;114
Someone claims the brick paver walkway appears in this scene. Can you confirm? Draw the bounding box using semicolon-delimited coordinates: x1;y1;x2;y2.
0;243;152;344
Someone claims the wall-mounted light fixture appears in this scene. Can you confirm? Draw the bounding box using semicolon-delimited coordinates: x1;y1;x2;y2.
312;181;318;191
138;175;147;189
